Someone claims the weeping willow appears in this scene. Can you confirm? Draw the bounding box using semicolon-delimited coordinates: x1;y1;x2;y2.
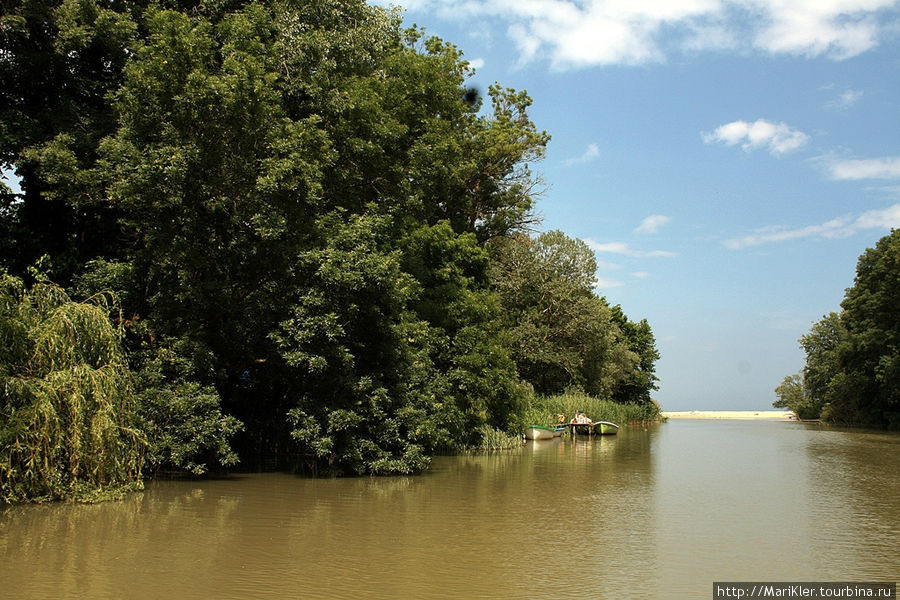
1;275;144;503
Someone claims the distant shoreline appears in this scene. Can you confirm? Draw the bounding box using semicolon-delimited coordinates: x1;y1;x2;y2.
662;410;795;421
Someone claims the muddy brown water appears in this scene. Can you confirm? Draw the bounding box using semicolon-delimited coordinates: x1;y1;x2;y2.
1;419;897;599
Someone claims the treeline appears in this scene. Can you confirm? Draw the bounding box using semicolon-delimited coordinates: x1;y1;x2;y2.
0;0;658;501
775;230;900;429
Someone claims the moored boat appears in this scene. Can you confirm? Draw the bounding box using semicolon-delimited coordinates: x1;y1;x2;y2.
595;421;619;435
553;425;566;437
524;425;557;440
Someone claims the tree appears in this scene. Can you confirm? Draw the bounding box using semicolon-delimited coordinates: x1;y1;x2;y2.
798;312;846;416
609;306;659;405
84;0;550;473
771;312;845;419
7;0;656;483
0;275;143;502
776;231;900;428
489;231;640;396
832;230;900;427
0;0;137;282
773;373;817;419
271;213;431;474
400;221;521;433
1;0;261;282
110;1;549;471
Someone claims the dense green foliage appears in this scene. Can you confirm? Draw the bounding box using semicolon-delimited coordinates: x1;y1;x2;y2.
773;373;814;420
0;276;143;502
1;0;660;496
776;230;900;428
490;231;657;399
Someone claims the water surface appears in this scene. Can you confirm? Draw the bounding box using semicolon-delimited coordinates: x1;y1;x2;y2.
1;420;897;599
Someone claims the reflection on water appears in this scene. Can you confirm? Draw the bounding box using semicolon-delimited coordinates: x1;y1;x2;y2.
1;421;897;599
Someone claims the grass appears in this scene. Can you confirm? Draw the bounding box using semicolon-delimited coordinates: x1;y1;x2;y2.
470;424;525;451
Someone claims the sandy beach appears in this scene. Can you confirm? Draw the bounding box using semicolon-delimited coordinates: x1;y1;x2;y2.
662;410;795;420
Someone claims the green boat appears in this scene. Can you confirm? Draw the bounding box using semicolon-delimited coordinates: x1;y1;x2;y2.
595;421;619;435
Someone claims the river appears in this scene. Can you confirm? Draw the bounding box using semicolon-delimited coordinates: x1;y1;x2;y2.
1;419;897;599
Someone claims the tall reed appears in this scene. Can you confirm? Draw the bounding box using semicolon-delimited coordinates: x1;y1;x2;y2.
513;388;662;431
471;424;525;451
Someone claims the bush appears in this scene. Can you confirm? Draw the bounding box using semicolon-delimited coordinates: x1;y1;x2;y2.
133;343;243;476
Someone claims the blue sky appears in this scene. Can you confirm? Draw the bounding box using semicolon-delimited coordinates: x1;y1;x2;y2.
372;0;900;410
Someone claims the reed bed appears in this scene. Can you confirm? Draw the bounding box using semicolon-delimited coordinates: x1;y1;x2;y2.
470;424;524;451
472;389;663;452
514;389;663;431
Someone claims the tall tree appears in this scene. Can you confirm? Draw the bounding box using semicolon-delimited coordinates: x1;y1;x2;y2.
7;0;652;483
87;0;549;473
776;231;900;428
610;305;659;405
831;230;900;427
772;313;846;420
489;231;639;396
800;312;845;413
0;0;137;280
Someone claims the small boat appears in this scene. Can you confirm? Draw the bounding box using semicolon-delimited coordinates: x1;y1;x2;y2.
524;425;557;440
595;421;619;435
553;425;566;437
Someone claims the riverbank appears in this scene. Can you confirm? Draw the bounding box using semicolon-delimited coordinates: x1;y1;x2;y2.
662;410;794;420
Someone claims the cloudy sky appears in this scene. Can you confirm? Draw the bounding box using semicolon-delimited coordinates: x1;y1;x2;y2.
374;0;900;410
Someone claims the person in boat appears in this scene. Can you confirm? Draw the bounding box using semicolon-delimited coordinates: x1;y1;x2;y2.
572;410;592;425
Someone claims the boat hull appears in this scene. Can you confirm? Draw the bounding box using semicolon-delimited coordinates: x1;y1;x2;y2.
596;421;619;435
524;426;556;440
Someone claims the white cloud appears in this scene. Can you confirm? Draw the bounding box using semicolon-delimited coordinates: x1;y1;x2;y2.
593;276;626;289
828;157;900;180
467;57;485;70
595;258;622;270
825;88;864;110
681;21;736;52
724;204;900;249
388;0;900;68
583;239;676;258
564;143;601;166
854;203;900;228
632;271;651;278
751;0;889;60
634;214;671;234
702;119;810;155
592;254;626;289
